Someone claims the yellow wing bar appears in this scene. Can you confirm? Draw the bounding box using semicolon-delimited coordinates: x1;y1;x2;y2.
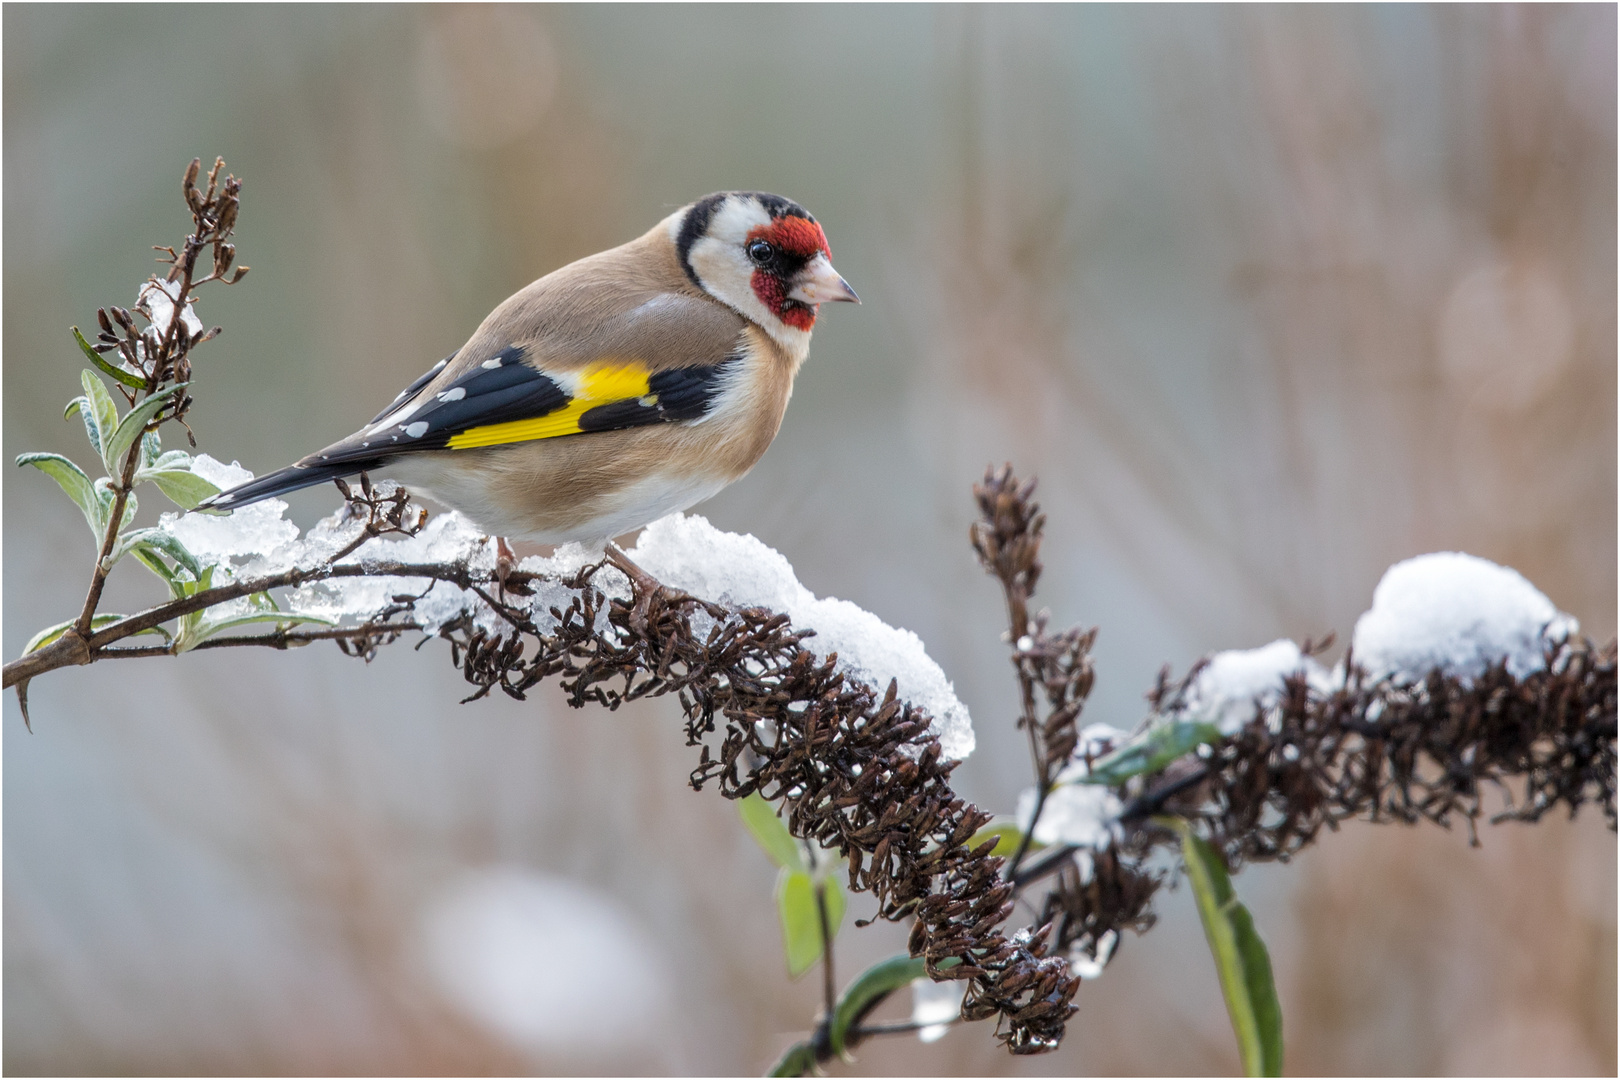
445;362;652;450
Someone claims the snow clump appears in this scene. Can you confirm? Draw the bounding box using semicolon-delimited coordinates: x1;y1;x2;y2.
1351;552;1577;686
628;513;975;760
1015;723;1129;878
1182;639;1332;736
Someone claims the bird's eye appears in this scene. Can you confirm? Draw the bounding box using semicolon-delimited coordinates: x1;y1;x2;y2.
747;239;774;265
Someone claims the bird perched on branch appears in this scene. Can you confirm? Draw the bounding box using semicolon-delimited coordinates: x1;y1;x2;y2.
200;192;857;575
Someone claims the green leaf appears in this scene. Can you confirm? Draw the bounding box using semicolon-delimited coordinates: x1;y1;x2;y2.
15;452;100;536
967;818;1029;858
23;614;170;656
1082;720;1222;786
178;607;337;652
111;528;204;580
141;467;221;510
777;870;823;978
739;791;807;873
823;877;846;941
1168;819;1283;1077
103;382;188;476
92;478;137;536
826;954;962;1058
79;369;118;466
73;326;147;390
766;1040;816;1078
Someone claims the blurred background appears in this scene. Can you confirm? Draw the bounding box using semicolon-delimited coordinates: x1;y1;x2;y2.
4;4;1614;1075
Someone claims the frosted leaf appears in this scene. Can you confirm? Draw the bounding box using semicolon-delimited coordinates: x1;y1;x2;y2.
628;513;974;760
911;975;965;1043
137;277;204;343
1351;552;1577;686
1184;639;1331;736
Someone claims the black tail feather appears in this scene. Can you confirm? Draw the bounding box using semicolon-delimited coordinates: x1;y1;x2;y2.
197;458;383;512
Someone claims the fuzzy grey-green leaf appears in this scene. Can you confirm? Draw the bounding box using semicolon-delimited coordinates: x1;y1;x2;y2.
16;452;99;535
104;383;188;475
80;369;118;469
142;467;221;510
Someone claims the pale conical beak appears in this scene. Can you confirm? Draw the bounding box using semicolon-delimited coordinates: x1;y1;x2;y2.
787;253;860;305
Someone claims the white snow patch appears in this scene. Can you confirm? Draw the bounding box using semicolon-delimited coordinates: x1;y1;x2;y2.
159;455;301;568
1184;639;1331;735
1069;929;1119;980
1351;552;1577;685
1014;723;1128;861
137;277;204;343
911;975;965;1043
289;510;495;632
627;513;975;760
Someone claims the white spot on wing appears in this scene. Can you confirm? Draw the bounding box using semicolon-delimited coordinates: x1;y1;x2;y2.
404;421;430;438
437;387;466;402
482;358;503;369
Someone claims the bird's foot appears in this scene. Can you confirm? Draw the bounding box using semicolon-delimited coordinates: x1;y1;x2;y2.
494;536;516;599
603;543;665;632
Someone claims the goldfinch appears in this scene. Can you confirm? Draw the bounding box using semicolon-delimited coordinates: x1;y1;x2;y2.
200;192;857;547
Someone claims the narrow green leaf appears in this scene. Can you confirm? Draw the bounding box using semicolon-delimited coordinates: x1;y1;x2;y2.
739;791;807;873
73;326;147;390
1167;819;1283;1077
149;448;191;471
103;383;189;476
23;614;169;656
131;546;179;588
823;878;846;941
1082;720;1222;786
181;609;337;652
777;870;823;978
112;528;204;580
141;467;221;510
826;954;962;1058
16;452;100;535
766;1040;816;1078
967;818;1029;858
80;369;118;467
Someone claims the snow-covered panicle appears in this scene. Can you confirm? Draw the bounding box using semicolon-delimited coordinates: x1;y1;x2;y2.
163;492;976;753
910;975;965;1043
1183;639;1332;736
1351;552;1578;686
626;513;976;761
1016;723;1129;879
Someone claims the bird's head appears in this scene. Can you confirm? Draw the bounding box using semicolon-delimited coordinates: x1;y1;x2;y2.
673;192;859;348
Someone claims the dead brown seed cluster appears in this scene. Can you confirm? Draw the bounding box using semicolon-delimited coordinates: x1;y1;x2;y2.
432;568;1078;1053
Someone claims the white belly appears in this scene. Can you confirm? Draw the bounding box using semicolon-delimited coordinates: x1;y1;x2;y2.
388;457;731;547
